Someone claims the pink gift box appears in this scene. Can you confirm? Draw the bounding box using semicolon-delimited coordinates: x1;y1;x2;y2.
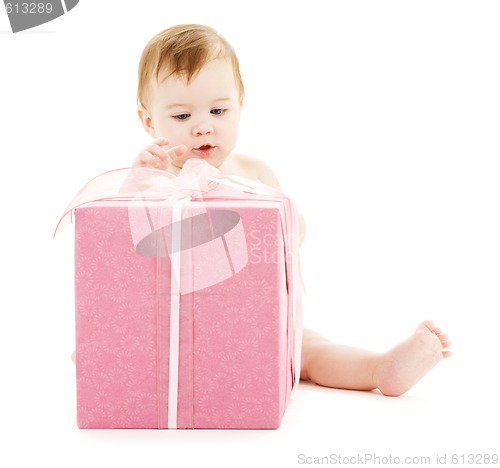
67;162;301;429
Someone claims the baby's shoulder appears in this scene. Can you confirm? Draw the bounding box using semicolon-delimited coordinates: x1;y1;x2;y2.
221;154;281;190
220;153;264;178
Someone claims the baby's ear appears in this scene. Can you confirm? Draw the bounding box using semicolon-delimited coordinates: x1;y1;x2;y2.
137;106;155;137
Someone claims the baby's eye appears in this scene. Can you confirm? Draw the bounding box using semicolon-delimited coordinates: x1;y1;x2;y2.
211;108;227;116
173;113;190;121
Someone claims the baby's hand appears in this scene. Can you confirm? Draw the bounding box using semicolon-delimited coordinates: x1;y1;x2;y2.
133;137;187;170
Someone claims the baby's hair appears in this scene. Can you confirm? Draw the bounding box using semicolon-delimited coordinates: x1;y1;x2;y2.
137;24;245;110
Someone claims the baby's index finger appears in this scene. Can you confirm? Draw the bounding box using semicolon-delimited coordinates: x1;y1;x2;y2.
163;145;187;161
171;145;187;158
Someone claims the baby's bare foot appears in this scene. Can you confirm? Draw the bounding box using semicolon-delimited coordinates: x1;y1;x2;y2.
374;320;451;396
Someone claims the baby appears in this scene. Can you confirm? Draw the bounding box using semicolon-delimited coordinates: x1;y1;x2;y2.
133;24;451;397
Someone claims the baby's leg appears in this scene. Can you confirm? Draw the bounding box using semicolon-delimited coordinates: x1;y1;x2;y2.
300;320;451;396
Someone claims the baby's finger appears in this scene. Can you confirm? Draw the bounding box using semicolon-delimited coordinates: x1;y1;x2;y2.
135;150;161;168
147;143;172;165
152;137;170;147
163;144;187;164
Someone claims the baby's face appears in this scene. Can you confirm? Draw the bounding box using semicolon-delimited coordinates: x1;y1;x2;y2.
144;58;241;169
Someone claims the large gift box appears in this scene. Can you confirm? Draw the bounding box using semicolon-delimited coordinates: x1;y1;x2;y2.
57;160;302;429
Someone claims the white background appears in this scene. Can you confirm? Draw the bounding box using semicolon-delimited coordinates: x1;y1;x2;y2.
1;1;499;466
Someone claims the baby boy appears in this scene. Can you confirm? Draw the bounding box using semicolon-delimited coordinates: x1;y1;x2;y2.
132;24;451;397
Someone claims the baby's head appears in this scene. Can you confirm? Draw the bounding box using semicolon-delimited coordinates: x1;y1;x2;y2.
137;24;244;169
137;24;244;112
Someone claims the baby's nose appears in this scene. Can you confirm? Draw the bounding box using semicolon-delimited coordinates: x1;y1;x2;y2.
192;122;214;136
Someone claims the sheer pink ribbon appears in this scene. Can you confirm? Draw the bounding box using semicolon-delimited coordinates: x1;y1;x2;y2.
55;158;302;428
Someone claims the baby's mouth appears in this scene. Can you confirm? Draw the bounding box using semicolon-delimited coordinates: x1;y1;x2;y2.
192;144;215;158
